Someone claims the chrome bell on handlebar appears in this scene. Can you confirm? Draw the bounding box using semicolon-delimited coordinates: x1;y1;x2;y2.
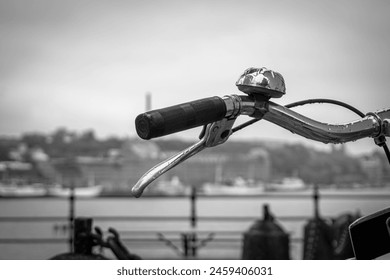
236;67;286;98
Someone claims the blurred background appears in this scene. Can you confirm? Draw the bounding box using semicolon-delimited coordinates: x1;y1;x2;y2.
0;0;390;260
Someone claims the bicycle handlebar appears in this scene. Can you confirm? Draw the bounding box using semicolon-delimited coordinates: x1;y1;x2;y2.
135;94;390;144
264;101;389;144
132;67;390;197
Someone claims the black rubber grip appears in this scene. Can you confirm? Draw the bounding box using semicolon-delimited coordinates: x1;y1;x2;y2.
135;96;226;140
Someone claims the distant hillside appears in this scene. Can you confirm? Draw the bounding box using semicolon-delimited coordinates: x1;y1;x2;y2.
153;138;275;155
152;138;389;186
1;128;389;186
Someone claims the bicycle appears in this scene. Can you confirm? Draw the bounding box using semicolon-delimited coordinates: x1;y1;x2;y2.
131;67;390;260
50;217;142;260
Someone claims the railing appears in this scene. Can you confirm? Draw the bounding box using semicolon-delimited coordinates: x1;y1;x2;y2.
0;214;309;259
0;189;389;259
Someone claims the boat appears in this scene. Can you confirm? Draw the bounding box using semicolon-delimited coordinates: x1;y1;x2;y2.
202;177;266;196
150;176;191;196
0;183;47;197
267;177;307;191
47;184;103;198
201;160;267;196
202;183;266;195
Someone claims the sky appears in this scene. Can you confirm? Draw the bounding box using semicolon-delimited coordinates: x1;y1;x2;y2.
1;0;390;155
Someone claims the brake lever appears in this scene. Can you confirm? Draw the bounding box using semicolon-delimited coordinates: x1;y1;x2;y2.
131;117;237;198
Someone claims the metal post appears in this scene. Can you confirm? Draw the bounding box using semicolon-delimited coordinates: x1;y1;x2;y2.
313;184;319;219
69;185;75;252
190;232;197;258
190;186;197;228
181;233;189;258
190;186;198;258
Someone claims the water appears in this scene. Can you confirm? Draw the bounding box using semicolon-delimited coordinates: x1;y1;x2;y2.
1;189;389;260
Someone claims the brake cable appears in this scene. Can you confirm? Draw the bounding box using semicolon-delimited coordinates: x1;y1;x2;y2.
231;98;390;166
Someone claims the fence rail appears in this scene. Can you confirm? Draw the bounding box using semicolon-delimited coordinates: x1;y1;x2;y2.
0;189;389;259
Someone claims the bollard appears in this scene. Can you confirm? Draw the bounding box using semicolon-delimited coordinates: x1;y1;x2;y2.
242;204;290;260
302;186;333;259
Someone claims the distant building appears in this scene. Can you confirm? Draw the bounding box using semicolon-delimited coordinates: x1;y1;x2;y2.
30;148;49;162
0;161;36;183
360;154;383;186
9;143;28;161
122;138;160;159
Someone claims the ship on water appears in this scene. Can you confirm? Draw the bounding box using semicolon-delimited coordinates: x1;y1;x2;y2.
201;177;266;195
0;182;47;197
46;184;103;198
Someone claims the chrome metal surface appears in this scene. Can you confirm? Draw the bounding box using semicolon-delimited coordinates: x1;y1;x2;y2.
263;102;383;144
383;119;390;137
222;95;256;118
378;110;390;137
237;95;257;116
222;95;241;119
236;67;286;98
131;138;205;198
